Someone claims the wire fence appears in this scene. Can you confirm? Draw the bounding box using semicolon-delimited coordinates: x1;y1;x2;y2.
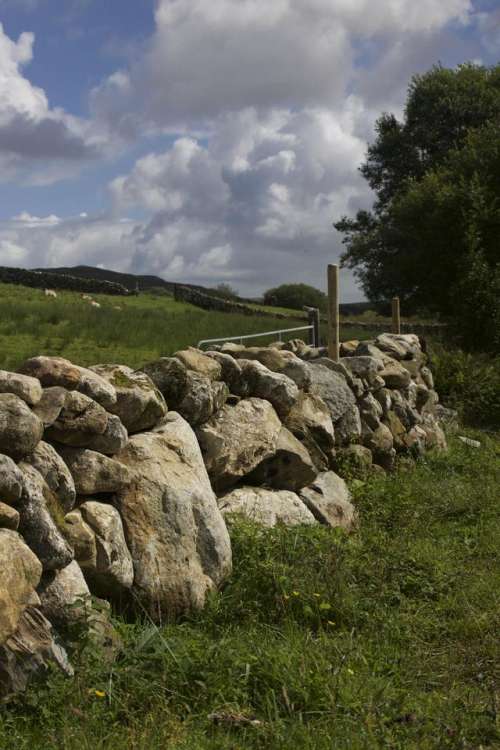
198;324;314;350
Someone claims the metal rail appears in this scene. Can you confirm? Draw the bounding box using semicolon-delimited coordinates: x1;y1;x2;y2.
198;324;313;349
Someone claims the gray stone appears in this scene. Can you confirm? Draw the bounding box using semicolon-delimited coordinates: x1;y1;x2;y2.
141;357;189;404
0;394;44;460
284;391;335;472
37;560;92;629
0;454;24;503
0;370;42;406
375;333;421;361
340;356;384;384
0;529;42;643
219;487;316;527
299;472;357;531
308;363;357;422
17;356;81;390
174;348;222;380
239;359;299;420
380;362;411;390
177;372;229;426
32;386;67;427
63;510;97;570
205;351;245;395
335;403;362;446
89;414;128;455
45;391;108;447
247;426;317;492
57;447;130;496
77;367;117;410
23;441;76;512
358;393;383;430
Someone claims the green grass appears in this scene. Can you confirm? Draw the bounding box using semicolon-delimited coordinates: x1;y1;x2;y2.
2;433;498;749
0;282;379;370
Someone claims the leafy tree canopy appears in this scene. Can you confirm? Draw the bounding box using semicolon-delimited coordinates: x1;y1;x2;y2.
263;283;327;312
335;63;500;351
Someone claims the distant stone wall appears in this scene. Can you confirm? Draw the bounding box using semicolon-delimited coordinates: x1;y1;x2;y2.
0;266;129;296
174;284;293;318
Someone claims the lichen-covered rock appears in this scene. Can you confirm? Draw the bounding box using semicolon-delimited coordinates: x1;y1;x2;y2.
0;529;42;644
219;487;316;527
247;426;317;492
0;370;42;406
79;501;134;596
24;441;76;512
380;362;411;390
0;394;44;460
32;386;67;427
229;346;311;390
373;387;392;416
358;393;383;430
141;357;189;404
363;423;396;470
205;351;245;395
284;392;335;472
63;509;97;569
174;348;222;381
77;367;117;410
57;447;130;495
384;411;407;450
375;333;420;361
340;356;384;384
45;391;108;447
114;413;232;620
197;398;282;491
17;356;81;390
0;453;24;503
37;560;92;629
90;364;167;433
340;340;359;357
335;403;362;446
17;464;73;571
0;502;20;530
177;372;229;426
308;364;357;422
89;414;128;455
239;359;299;420
299;472;357;531
336;444;373;475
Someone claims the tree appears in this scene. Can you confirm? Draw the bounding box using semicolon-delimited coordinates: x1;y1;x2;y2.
334;63;500;350
210;283;240;300
263;283;327;312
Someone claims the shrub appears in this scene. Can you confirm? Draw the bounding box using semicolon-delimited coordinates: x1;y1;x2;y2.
263;283;327;312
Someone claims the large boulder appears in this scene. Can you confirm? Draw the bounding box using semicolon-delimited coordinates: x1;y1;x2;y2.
0;394;44;460
17;464;74;571
299;472;357;531
284;391;335;472
219;487;316;527
17;356;81;390
57;447;130;496
0;606;73;700
308;364;357;423
0;370;42;406
196;398;282;491
0;529;42;644
79;501;134;597
23;441;76;512
114;413;232;620
238;359;299;420
174;348;222;381
45;391;108;447
32;386;67;428
0;454;24;503
247;427;317;492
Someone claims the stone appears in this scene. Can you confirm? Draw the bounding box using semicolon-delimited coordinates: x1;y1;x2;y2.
299;472;357;531
17;356;81;390
420;389;439;417
421;366;434;390
363;423;395;470
282;339;313;358
63;510;97;570
391;390;419;430
174;348;222;381
373;388;392;416
380;362;411;390
354;341;387;360
0;529;42;643
336;445;373;475
37;560;92;629
0;370;42;406
229;347;311;390
32;386;67;427
0;606;73;700
308;364;357;422
141;357;189;404
375;333;421;361
0;502;20;530
89;414;128;455
384;411;407;450
435;404;458;431
421;416;447;452
197;398;282;491
247;426;317;492
239;359;299;419
17;464;74;571
79;501;134;596
177;372;229;426
205;351;245;395
309;358;354;387
77;367;117;410
57;448;130;495
219;487;316;527
335;403;362;446
340;356;384;384
340;340;359;357
0;454;24;503
358;393;383;430
115;413;232;620
45;391;108;447
90;364;167;433
23;441;76;512
0;394;44;461
284;391;335;472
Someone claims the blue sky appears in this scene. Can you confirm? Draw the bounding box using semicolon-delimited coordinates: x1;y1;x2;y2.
0;0;497;299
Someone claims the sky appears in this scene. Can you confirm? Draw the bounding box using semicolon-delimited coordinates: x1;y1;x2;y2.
0;0;498;300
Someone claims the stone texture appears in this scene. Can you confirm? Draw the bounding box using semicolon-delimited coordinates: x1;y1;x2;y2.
384;411;407;450
141;357;189;404
0;394;44;460
284;391;335;472
219;487;316;527
90;364;167;434
115;413;232;620
247;426;317;492
174;348;222;381
0;453;24;503
63;509;97;570
17;464;73;571
0;502;20;530
335;403;362;446
89;414;128;455
375;333;420;361
205;351;245;395
37;561;92;629
308;363;357;422
299;472;357;531
57;447;130;495
197;398;282;491
229;346;311;390
340;356;384;384
77;367;117;410
45;391;108;447
336;444;373;474
17;356;81;390
79;501;134;596
380;362;412;390
358;393;383;430
24;441;76;512
363;423;396;470
239;359;299;419
177;372;229;426
32;386;67;428
0;370;42;406
0;529;42;643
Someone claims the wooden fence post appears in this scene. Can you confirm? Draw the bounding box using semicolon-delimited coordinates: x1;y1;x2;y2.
305;307;321;347
327;264;340;362
391;296;401;334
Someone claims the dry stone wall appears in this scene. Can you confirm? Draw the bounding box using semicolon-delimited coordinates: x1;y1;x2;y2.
0;333;448;699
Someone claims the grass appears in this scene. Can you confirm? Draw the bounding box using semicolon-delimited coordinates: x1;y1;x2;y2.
1;433;498;749
0;283;379;370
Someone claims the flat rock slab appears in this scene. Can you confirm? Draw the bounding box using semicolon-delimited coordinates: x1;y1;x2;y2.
219;487;317;527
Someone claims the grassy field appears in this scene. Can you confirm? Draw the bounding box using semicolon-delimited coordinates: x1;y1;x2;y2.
1;433;498;749
0;283;379;370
